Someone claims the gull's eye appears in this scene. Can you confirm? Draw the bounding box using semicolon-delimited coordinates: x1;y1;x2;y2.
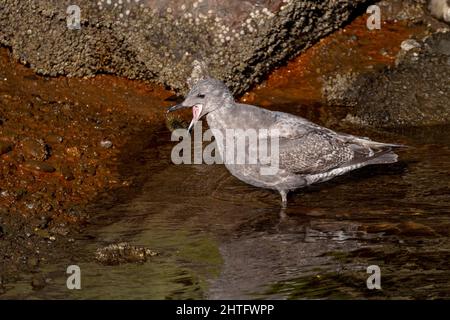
197;94;205;98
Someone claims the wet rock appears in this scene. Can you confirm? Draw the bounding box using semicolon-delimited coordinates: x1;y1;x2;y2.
398;221;437;236
50;226;69;236
81;165;97;176
33;229;51;239
0;0;371;95
363;222;401;235
332;31;450;127
0;141;13;155
46;134;63;144
30;276;46;290
95;242;158;266
166;114;189;131
60;165;75;181
23;160;56;173
39;216;52;229
322;72;359;107
27;257;40;268
400;39;422;51
377;0;428;22
21;138;49;161
100;140;113;149
66;146;81;158
0;276;5;295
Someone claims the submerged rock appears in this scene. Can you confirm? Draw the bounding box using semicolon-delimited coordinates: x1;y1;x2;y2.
0;0;370;95
95;242;158;265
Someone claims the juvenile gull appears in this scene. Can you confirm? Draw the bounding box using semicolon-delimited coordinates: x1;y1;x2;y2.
168;78;403;205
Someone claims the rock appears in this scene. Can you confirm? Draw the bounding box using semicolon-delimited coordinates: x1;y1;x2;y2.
50;226;69;236
400;39;422;51
21;138;49;161
95;242;158;266
66;146;81;158
60;165;75;181
100;140;113;149
31;276;46;290
0;141;13;155
429;0;450;22
166;114;189;131
0;225;4;238
377;0;428;22
363;222;401;235
39;216;51;229
23;160;56;173
27;257;40;268
398;221;437;236
46;134;63;144
34;229;51;239
0;0;371;95
330;31;450;127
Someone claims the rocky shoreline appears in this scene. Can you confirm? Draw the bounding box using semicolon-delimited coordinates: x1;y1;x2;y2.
0;0;370;95
0;47;172;293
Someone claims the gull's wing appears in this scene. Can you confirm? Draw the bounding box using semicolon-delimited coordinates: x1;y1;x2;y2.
266;111;401;174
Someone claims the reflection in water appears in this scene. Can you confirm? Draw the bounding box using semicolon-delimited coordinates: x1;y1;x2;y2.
4;125;450;299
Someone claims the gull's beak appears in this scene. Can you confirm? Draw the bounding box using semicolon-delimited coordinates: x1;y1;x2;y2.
166;103;188;114
188;105;203;133
166;103;203;134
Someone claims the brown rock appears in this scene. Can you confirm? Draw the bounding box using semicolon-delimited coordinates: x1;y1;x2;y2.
0;141;13;155
46;134;63;144
22;138;49;161
398;221;437;236
66;146;81;158
23;160;56;173
60;165;75;181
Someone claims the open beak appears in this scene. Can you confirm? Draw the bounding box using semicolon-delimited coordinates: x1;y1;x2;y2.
166;104;203;133
188;105;203;132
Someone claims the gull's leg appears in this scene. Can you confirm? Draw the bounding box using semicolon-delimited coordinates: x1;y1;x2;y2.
279;190;288;208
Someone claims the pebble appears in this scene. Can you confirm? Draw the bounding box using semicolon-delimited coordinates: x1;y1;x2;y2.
95;242;158;265
60;165;75;181
39;216;51;229
100;139;113;148
27;257;39;268
400;39;421;52
398;221;436;236
0;141;13;155
23;160;56;173
66;146;81;158
22;138;49;161
31;277;46;290
46;134;63;144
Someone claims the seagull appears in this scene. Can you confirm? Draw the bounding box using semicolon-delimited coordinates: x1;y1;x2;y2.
167;78;404;206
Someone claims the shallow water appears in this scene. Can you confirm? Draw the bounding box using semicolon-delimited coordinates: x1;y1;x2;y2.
1;16;448;300
4;123;450;299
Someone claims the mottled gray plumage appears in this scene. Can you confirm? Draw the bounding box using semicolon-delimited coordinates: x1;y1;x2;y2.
168;78;403;205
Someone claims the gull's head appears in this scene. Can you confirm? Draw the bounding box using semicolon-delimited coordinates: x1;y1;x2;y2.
167;78;234;132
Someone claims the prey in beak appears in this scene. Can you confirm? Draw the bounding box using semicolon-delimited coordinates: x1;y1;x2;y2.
167;104;203;133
